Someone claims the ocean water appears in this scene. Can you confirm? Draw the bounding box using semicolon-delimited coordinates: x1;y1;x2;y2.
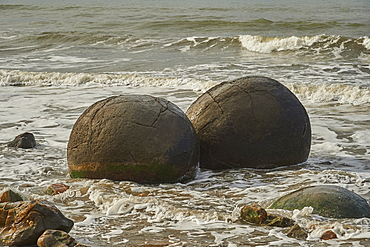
0;0;370;246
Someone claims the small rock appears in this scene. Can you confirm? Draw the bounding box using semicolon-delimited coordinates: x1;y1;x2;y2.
46;183;70;195
240;205;268;225
37;229;89;247
286;224;308;240
321;230;337;240
0;189;23;202
8;132;37;149
240;205;294;227
0;200;74;246
264;215;294;227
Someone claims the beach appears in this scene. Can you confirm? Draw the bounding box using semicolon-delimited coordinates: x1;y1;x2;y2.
1;0;370;246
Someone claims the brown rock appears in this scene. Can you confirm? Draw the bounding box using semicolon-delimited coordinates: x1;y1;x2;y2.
0;189;23;202
37;229;89;247
46;184;70;195
240;205;268;225
286;224;308;240
8;132;36;149
67;95;199;184
321;230;337;240
186;76;311;169
0;200;74;246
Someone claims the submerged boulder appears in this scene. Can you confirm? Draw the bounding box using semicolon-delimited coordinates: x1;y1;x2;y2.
0;200;74;246
67;95;199;184
269;185;370;218
8;132;36;149
186;76;311;169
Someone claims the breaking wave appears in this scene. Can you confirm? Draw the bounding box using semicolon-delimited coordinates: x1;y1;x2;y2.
1;69;369;105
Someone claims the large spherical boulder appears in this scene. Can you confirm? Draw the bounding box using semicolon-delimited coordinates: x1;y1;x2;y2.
269;185;370;218
186;76;311;169
67;95;199;184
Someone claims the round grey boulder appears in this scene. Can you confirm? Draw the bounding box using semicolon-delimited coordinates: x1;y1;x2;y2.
67;95;199;184
269;185;370;218
186;76;311;169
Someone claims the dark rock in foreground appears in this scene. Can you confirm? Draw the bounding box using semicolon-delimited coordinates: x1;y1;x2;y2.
186;76;311;169
8;132;36;149
68;95;199;184
269;185;370;218
0;200;74;246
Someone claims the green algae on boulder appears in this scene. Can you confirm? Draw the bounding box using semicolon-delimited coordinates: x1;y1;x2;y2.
67;95;199;184
269;185;370;218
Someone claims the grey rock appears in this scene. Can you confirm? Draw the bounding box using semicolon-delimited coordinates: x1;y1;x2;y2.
8;132;36;149
269;185;370;218
186;76;311;169
67;95;199;184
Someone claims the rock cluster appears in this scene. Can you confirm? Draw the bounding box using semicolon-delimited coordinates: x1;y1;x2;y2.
0;200;73;246
186;76;311;169
68;95;199;184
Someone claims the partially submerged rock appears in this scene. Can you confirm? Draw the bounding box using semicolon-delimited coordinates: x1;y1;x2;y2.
8;132;36;149
37;229;89;247
269;185;370;218
46;183;70;195
0;200;74;246
240;205;294;227
186;76;311;169
0;189;23;203
68;95;199;184
286;224;308;240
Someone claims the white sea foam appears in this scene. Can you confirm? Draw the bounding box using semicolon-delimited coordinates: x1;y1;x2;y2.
238;35;322;53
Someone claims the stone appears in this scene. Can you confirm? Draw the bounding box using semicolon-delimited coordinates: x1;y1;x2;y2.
46;184;70;195
269;185;370;218
8;132;36;149
321;230;337;240
37;229;89;247
0;189;23;203
240;205;267;225
67;95;199;184
240;204;294;227
186;76;311;169
0;200;74;246
286;224;308;240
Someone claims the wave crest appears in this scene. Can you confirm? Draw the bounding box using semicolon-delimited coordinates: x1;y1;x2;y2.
238;34;370;55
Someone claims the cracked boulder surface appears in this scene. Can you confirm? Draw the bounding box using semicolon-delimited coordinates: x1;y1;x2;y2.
269;185;370;218
67;95;199;183
186;76;311;169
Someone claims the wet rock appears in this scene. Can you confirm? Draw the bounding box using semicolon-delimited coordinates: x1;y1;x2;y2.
240;205;294;227
37;229;89;247
286;224;308;240
46;183;70;195
264;215;294;227
269;185;370;218
321;230;337;240
240;205;267;225
0;200;74;246
8;132;36;149
186;76;311;169
0;189;23;202
67;95;199;184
